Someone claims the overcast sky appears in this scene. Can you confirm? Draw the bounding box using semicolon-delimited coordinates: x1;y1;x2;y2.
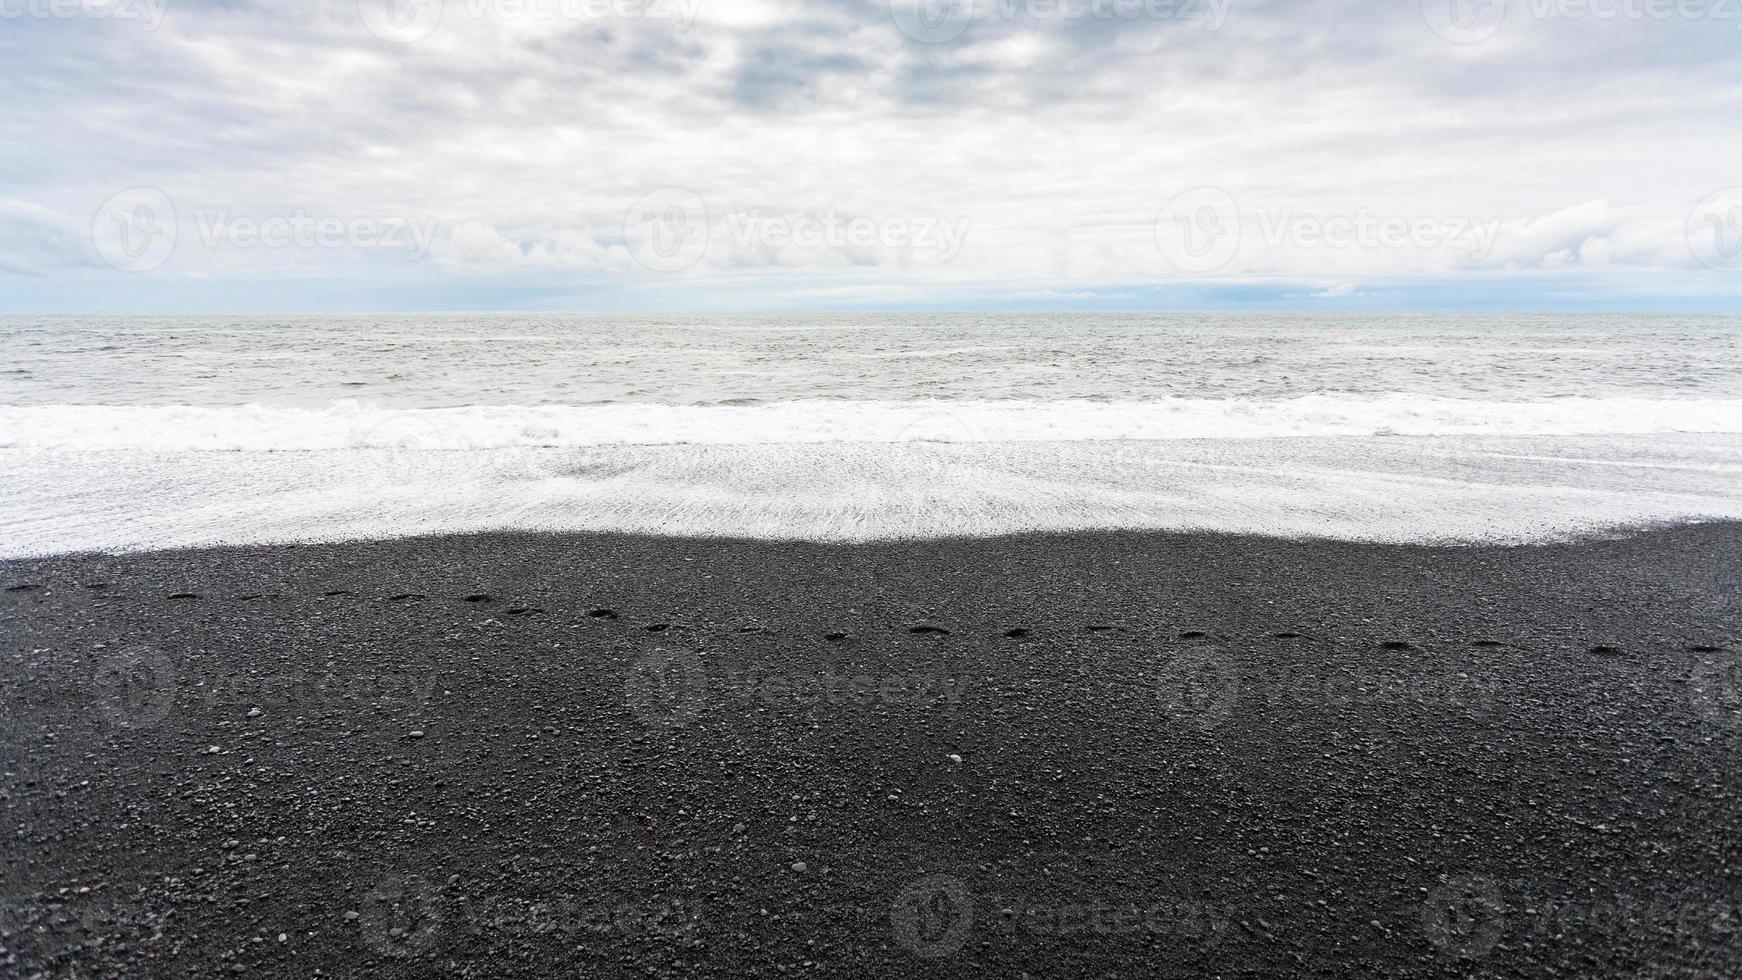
2;0;1739;311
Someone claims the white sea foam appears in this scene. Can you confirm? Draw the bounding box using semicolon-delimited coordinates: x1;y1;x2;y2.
3;433;1740;556
3;396;1739;452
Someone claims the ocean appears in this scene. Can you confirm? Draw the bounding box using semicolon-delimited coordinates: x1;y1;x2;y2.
4;312;1740;555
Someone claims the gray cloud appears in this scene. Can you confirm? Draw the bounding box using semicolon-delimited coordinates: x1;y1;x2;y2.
0;0;1738;306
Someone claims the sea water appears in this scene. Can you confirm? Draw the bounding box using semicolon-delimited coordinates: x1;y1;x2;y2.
3;312;1739;554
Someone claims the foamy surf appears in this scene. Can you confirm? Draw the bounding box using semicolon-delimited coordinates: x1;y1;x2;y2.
3;395;1740;451
3;432;1740;556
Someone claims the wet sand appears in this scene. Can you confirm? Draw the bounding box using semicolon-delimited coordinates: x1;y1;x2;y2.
2;525;1738;977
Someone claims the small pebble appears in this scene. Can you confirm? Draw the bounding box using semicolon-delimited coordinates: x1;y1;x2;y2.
247;707;262;719
790;861;807;872
409;731;425;739
344;911;359;921
948;754;963;764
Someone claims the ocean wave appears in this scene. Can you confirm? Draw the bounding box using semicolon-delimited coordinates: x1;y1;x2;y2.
3;435;1740;556
1;396;1739;452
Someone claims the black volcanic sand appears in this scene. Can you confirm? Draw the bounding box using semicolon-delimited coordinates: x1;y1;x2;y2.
2;525;1739;978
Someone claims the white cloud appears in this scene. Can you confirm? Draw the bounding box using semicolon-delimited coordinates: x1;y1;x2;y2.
1;0;1738;305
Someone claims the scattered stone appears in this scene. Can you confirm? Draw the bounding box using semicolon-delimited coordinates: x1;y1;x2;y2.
247;707;262;719
948;754;963;764
790;861;807;872
409;730;426;739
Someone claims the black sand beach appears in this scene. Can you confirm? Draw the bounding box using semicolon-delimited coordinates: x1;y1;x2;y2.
2;525;1738;977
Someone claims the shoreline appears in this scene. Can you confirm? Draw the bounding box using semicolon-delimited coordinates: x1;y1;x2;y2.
8;431;1742;556
3;524;1738;976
